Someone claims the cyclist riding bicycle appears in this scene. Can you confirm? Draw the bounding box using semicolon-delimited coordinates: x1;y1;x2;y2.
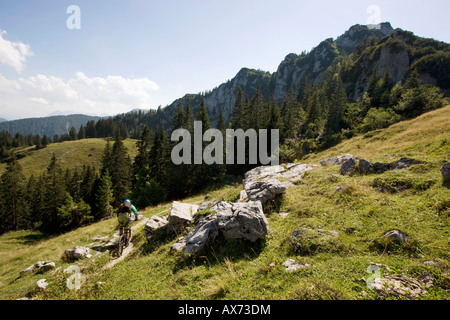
117;199;134;247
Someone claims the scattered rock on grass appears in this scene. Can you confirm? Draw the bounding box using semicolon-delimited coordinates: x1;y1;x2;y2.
20;261;56;276
64;246;91;261
372;275;429;299
320;154;357;166
340;158;357;175
441;162;450;184
359;159;374;174
383;229;409;244
391;157;421;170
37;279;49;291
282;259;310;272
373;162;388;174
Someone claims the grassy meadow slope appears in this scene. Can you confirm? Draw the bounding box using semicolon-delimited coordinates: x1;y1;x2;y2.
0;106;449;300
0;138;138;179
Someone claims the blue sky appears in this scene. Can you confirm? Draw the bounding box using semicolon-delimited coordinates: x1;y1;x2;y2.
0;0;449;120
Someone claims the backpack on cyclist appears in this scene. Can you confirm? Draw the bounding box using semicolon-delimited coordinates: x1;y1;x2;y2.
117;203;131;225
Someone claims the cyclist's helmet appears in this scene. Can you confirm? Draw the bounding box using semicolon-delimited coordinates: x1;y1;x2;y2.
124;199;131;208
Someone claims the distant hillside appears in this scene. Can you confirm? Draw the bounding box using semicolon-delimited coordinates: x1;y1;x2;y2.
0;137;138;179
0;114;101;138
0;118;7;123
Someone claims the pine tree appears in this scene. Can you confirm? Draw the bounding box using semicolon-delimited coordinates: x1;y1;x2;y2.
41;154;66;233
67;168;82;203
78;125;86;139
0;158;29;233
57;192;92;230
148;127;170;186
248;86;265;130
232;86;246;129
69;127;78;140
173;101;186;130
132;125;153;184
35;135;42;150
324;73;346;138
95;169;114;219
27;174;45;229
101;141;112;175
281;86;300;141
106;134;132;206
184;101;194;133
217;107;226;132
197;98;211;131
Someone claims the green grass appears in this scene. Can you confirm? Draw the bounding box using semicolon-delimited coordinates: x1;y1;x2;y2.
0;107;449;300
0;138;138;179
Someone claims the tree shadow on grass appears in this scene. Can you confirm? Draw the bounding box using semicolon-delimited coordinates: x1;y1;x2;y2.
171;236;267;273
15;232;53;245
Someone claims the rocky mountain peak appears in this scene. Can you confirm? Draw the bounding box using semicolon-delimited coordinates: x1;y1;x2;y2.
335;22;394;52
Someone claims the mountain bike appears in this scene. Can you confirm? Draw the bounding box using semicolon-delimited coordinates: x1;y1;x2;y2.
115;227;131;257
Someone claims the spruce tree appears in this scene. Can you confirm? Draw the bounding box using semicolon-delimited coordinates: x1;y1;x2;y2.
232;86;245;129
217;107;226;132
106;134;132;206
184;101;194;133
95;169;114;219
197;98;211;131
0;158;29;233
281;86;300;141
173;101;186;130
132;125;153;184
41;154;66;233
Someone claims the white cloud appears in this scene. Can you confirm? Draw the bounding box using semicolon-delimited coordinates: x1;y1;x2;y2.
0;72;160;120
0;30;33;73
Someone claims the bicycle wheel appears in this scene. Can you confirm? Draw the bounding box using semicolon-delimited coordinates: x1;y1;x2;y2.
117;234;125;256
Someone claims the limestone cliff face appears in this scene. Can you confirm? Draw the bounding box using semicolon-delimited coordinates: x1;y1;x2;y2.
152;22;448;130
163;68;271;127
348;33;411;100
272;39;339;104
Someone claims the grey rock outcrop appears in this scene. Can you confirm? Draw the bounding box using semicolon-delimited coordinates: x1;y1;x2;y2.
441;162;450;184
20;261;56;276
184;215;219;255
144;215;168;241
242;163;313;205
221;201;269;242
391;157;421;170
359;159;374;174
167;201;199;234
320;154;357;166
372;275;428;299
373;162;388;174
64;246;91;261
171;237;187;252
37;279;49;291
340;158;357;175
244;179;287;205
179;200;269;255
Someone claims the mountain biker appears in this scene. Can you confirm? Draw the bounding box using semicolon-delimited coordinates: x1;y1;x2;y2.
124;199;139;221
117;200;133;247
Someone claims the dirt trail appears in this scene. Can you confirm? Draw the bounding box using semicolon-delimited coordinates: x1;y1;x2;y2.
102;209;170;270
101;200;203;270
